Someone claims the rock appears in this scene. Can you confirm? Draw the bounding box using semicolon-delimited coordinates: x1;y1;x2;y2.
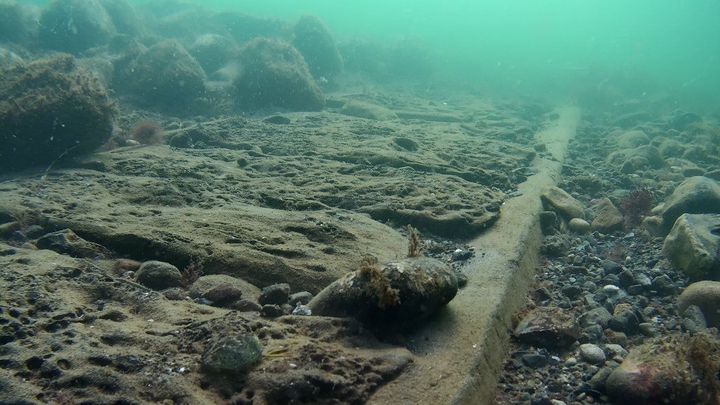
189;33;238;75
651;274;675;294
0;55;115;172
233;37;324;111
190;274;261;303
607;145;664;174
115;40;207;113
202;285;243;307
668;111;703;130
678;281;720;327
660;176;720;231
513;307;580;349
609;303;639;335
658;138;686;158
39;0;116;53
605;334;720;405
640;215;664;236
230;299;263;312
681;305;707;334
135;261;183;290
662;214;720;280
589;367;614;391
291;303;312;316
340;100;397;121
521;353;548;368
202;335;263;374
579;307;613;329
579;343;606;364
258;283;291;306
541;235;569;257
0;47;23;70
98;0;144;36
291;15;343;81
261;304;284;318
568;218;591;233
561;285;582;299
35;229;110;259
541;187;585;220
615;130;649;149
289;291;313;306
591;198;624;233
308;257;457;329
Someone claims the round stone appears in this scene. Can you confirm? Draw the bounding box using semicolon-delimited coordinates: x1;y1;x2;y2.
579;343;606;364
135;261;183;290
568;218;591;233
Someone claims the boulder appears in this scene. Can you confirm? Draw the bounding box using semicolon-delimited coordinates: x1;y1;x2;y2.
115;40;206;113
514;307;580;349
291;15;343;81
0;55;115;172
678;281;720;327
308;257;457;330
658;138;686;158
605;334;720;405
258;283;291;306
189;33;238;75
606;145;664;174
615;130;649;149
135;261;184;290
0;47;23;69
540;187;585;220
190;274;261;302
98;0;145;36
591;198;624;233
202;335;263;375
233;38;324;111
661;176;720;232
662;214;720;280
39;0;116;53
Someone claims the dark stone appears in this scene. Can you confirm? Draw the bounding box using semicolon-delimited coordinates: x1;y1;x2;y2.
0;55;115;172
203;285;243;307
233;38;324;111
602;260;623;275
561;285;583;299
202;335;263;375
135;261;183;290
230;299;262;312
259;283;291;306
579;307;612;329
261;304;284;318
521;353;548;368
514;307;580;349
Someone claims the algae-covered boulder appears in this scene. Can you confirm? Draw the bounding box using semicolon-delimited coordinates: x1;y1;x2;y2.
605;334;720;405
115;40;206;113
308;257;458;330
39;0;116;53
189;33;238;75
292;15;343;81
0;55;115;172
233;38;324;111
98;0;145;37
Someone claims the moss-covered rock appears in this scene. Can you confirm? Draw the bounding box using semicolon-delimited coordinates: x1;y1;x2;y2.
233;38;324;111
0;54;115;172
114;40;206;113
292;15;343;81
39;0;116;53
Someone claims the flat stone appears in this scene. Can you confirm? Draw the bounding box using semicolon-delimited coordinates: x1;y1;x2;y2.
514;307;580;349
541;187;585;220
35;229;110;258
568;218;591;233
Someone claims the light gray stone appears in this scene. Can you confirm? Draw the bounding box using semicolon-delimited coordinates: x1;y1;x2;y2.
662;214;720;280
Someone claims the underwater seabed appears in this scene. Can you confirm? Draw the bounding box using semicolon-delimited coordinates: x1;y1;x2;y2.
3;1;720;404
